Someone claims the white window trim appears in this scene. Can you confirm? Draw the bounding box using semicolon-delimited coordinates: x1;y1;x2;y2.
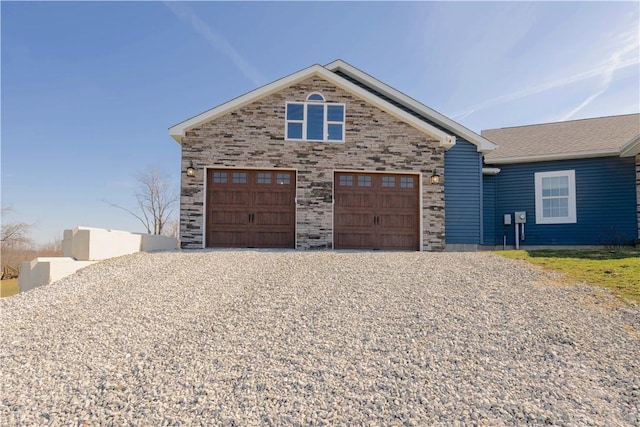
285;100;346;143
535;170;576;224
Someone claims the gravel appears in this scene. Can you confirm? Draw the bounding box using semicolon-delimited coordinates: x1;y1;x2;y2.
1;250;639;426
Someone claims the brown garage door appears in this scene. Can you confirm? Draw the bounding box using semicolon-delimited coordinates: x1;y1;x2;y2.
334;172;419;250
206;169;296;248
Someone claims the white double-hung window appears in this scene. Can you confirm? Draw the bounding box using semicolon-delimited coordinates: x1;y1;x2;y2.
534;170;576;224
285;93;345;142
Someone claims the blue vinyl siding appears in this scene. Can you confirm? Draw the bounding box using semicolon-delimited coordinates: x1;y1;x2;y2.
492;157;637;246
483;175;497;245
445;139;483;244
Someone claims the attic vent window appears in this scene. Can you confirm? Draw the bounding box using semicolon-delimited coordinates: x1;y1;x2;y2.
285;93;345;143
307;93;325;102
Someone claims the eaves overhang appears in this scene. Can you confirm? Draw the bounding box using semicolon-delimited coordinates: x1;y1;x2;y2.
324;59;496;154
484;149;621;165
620;134;640;157
169;63;455;149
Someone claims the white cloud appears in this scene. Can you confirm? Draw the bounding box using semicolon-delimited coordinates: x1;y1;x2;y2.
452;55;639;121
164;2;264;87
560;30;639;121
558;55;617;121
452;22;640;122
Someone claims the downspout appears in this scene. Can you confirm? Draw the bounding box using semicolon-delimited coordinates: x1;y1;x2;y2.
479;155;484;245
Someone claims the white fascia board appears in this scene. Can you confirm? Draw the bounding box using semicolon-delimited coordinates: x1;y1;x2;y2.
325;59;496;153
169;63;454;148
482;167;501;175
484;149;620;165
620;134;640;157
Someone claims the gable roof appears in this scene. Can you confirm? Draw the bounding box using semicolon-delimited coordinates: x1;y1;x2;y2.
482;113;640;164
325;60;496;153
169;63;454;148
169;60;497;153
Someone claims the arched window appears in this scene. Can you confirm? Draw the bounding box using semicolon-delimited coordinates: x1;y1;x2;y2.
306;93;325;102
285;93;345;142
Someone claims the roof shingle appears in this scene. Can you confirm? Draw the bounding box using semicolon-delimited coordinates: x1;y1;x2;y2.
482;114;640;163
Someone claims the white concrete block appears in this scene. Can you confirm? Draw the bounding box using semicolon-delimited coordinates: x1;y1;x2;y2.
62;229;73;257
19;226;175;294
68;226;142;261
19;257;95;293
19;261;31;292
140;234;178;252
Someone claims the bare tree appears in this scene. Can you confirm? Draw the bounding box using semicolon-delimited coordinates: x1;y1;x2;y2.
163;218;180;240
1;206;34;272
1;206;32;249
38;236;63;256
106;167;178;235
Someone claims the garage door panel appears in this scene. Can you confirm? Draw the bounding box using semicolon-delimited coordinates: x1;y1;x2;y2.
207;169;295;248
377;232;417;250
335;212;373;228
379;213;417;229
208;210;250;226
208;231;250;247
335;193;375;209
209;190;250;206
334;172;419;251
255;211;294;226
254;191;294;206
253;231;294;248
334;232;374;249
379;194;417;209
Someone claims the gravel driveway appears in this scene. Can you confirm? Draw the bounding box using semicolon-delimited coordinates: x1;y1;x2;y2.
1;251;639;426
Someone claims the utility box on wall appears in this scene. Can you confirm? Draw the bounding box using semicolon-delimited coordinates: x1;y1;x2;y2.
514;211;526;224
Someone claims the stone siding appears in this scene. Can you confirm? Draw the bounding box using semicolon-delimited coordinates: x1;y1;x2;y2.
180;77;447;250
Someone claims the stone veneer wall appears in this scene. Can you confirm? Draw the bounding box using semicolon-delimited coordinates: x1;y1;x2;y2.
180;77;447;250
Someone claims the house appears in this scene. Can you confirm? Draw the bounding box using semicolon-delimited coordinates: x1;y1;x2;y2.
169;60;496;250
482;114;640;248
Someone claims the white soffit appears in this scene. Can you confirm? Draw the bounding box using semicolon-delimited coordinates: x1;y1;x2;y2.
169;63;455;148
325;59;497;153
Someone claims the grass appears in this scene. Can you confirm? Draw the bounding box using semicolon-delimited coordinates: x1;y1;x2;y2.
0;279;20;298
496;248;640;303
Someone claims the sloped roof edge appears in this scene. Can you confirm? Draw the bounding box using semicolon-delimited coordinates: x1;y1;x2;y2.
324;59;497;153
169;63;455;148
484;149;621;165
620;134;640;157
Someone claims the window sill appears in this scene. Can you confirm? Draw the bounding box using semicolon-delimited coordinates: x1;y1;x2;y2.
536;217;577;225
285;138;345;144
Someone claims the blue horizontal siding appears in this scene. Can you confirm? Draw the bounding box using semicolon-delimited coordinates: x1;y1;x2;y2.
492;157;637;246
483;175;497;245
445;139;482;244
